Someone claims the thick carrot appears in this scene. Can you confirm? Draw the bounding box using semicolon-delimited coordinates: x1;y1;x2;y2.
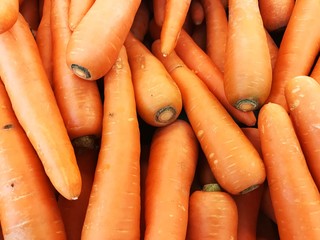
201;0;228;74
175;29;257;126
284;75;320;190
66;0;141;80
259;0;295;32
36;0;53;86
130;0;150;41
152;40;266;195
144;119;199;240
124;32;182;127
160;0;192;56
186;183;238;240
58;145;98;240
0;0;19;34
266;0;320;111
0;14;81;200
68;0;95;31
0;79;67;240
51;0;103;140
310;55;320;83
81;46;141;239
258;102;320;239
224;0;272;112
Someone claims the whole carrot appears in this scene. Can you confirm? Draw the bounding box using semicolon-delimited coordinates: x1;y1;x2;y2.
0;80;67;240
144;119;199;240
124;32;182;127
186;183;238;240
284;75;320;190
224;0;272;112
81;46;141;239
0;0;19;34
0;14;81;200
66;0;141;80
152;40;266;195
258;102;320;239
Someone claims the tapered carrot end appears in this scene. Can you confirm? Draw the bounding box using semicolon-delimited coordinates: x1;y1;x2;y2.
71;64;91;80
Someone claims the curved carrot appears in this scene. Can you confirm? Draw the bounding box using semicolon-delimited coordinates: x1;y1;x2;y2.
160;0;192;56
310;55;320;83
201;0;228;74
124;32;182;127
175;29;257;126
186;183;238;240
224;0;272;112
284;76;320;190
0;0;19;34
66;0;141;80
144;119;199;240
130;0;150;41
258;102;320;239
68;0;95;31
51;0;103;140
0;80;67;240
0;14;81;200
152;40;266;195
266;0;320;111
81;46;141;239
259;0;295;32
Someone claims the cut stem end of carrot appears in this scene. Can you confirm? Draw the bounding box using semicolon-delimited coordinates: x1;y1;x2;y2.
202;183;222;192
155;105;177;125
72;135;99;149
240;184;260;195
234;99;259;112
71;64;91;80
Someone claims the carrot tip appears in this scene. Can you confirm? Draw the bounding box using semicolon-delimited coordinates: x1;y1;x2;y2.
71;64;91;80
240;184;260;194
155;105;177;125
234;99;259;112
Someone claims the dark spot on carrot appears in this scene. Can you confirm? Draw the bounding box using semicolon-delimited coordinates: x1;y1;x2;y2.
10;183;14;188
155;106;176;124
71;64;91;79
108;112;114;117
2;124;13;129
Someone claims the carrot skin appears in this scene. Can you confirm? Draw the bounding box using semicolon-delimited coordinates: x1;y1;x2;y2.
310;55;320;83
68;0;95;31
0;0;19;34
0;14;81;200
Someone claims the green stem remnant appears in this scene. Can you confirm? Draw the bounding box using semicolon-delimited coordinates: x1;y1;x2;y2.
155;105;177;125
202;183;222;192
71;64;91;80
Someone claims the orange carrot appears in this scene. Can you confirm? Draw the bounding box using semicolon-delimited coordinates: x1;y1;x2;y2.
0;79;67;240
36;0;53;86
0;0;19;34
186;183;238;240
51;0;103;140
259;0;295;32
152;0;166;26
201;0;228;73
310;55;320;83
258;102;320;239
265;29;279;70
144;119;199;240
260;183;277;223
19;0;40;32
66;0;141;80
266;0;320;111
152;40;266;195
174;29;257;126
81;46;141;239
224;0;272;112
68;0;95;31
284;75;320;190
190;0;204;25
58;145;98;240
124;32;182;127
130;0;150;41
0;14;81;200
160;0;192;56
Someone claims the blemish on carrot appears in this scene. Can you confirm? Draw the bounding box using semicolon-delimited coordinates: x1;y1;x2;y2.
2;124;13;129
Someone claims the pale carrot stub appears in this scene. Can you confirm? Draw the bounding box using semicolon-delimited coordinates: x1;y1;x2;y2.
66;0;141;80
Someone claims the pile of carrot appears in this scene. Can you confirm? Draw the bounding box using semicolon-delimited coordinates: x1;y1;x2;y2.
0;0;319;239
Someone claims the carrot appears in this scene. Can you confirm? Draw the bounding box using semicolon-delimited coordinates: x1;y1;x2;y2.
174;29;257;126
190;0;204;25
284;75;320;190
160;0;192;56
68;0;95;31
201;0;228;74
66;0;141;80
259;0;295;32
265;29;279;70
58;145;98;240
195;150;216;187
124;32;182;127
130;0;150;41
144;119;198;240
186;183;238;240
51;0;103;140
0;14;81;200
258;102;320;239
19;0;41;32
241;127;262;157
310;55;320;83
0;0;19;34
0;79;67;240
260;183;277;223
190;22;206;51
266;0;320;111
152;0;166;26
256;211;280;240
81;46;141;239
224;0;272;112
36;0;53;86
152;40;266;195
